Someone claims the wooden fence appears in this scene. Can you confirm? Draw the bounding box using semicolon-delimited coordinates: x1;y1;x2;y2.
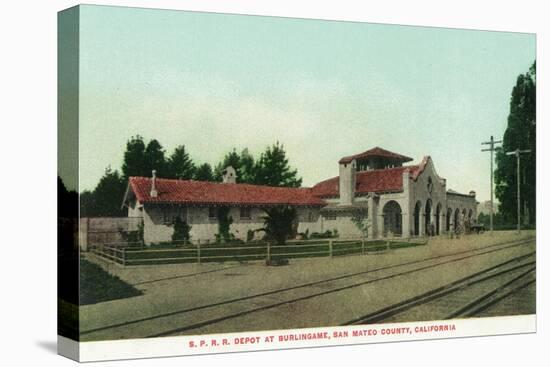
91;238;426;267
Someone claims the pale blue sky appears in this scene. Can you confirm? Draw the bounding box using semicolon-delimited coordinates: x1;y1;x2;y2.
75;5;535;201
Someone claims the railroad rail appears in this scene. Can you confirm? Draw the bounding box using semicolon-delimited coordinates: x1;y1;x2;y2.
80;236;535;340
342;252;535;325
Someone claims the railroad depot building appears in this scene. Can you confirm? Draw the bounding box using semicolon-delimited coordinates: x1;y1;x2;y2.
122;147;478;244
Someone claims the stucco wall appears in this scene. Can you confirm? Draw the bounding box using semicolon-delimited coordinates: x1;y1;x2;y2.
406;158;448;237
141;205;324;244
319;213;364;238
79;217;142;250
446;193;478;230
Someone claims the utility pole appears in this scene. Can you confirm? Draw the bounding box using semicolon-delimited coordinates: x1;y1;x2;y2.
505;149;531;233
482;136;502;234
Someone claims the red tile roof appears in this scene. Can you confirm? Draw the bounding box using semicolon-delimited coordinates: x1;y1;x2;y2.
128;177;326;206
128;155;431;205
339;147;413;164
312;165;421;198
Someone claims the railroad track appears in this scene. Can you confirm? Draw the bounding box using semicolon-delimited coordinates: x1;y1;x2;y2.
80;236;535;339
343;252;536;325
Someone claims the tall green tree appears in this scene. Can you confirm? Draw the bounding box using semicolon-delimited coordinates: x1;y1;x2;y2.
495;61;536;225
254;142;302;187
194;163;215;181
239;148;256;183
167;145;195;179
90;167;126;217
79;190;96;217
144;139;167;177
121;135;148;179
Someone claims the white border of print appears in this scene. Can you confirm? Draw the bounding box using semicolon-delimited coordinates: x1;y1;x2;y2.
64;316;536;362
1;1;547;367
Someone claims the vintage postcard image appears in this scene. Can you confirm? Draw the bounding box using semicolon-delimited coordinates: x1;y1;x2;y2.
58;5;536;361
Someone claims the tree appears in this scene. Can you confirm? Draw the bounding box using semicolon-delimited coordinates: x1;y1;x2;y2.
194;163;215;181
144;139;167;177
214;148;258;184
122;136;169;179
214;149;242;181
79;190;96;217
167;145;195;179
254;142;302;187
239;148;256;183
495;62;536;225
90;167;126;217
121;135;147;179
261;205;297;245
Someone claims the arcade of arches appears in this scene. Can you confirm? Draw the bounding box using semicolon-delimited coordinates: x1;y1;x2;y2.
383;199;476;238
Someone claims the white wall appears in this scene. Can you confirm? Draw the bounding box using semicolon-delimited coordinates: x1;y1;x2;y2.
142;205;325;244
407;158;448;236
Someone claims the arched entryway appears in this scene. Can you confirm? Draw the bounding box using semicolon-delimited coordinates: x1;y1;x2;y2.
425;199;433;236
435;203;442;235
414;201;422;236
446;207;452;232
382;200;402;236
468;209;473;220
454;208;460;231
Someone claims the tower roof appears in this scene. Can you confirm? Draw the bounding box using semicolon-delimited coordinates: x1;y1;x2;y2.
339;147;413;164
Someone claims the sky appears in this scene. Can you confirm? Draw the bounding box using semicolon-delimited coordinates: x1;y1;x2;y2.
63;5;535;201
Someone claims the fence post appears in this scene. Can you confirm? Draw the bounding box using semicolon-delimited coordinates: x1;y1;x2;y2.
266;242;271;263
361;239;365;255
197;242;201;264
122;248;126;267
329;240;333;258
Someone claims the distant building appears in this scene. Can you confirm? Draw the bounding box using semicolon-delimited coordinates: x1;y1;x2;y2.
122;147;478;244
477;200;500;217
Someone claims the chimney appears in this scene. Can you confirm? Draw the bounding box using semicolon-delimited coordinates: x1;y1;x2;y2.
469;190;476;198
339;159;356;205
222;166;237;184
150;170;158;198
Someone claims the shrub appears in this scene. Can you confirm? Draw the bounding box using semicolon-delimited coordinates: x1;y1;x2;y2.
217;206;233;243
172;216;191;243
309;230;338;239
262;206;297;245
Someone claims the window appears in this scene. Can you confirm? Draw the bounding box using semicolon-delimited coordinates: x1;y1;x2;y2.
208;207;218;220
240;207;251;220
